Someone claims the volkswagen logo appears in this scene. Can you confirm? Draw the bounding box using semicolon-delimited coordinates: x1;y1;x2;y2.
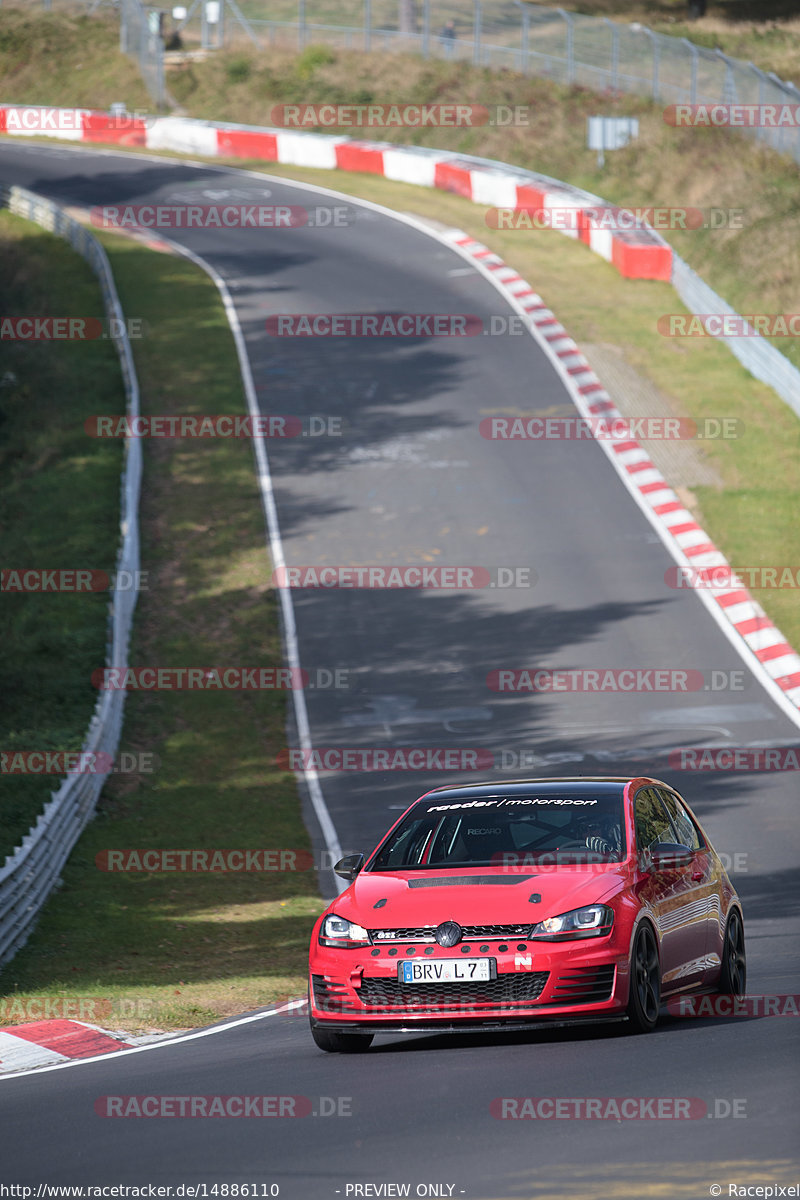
435;921;462;947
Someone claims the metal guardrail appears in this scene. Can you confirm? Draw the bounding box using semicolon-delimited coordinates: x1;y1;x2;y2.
0;186;142;967
671;252;800;422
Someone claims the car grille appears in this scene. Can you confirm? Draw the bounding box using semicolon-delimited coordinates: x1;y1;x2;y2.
550;965;615;1005
368;924;532;943
356;972;549;1010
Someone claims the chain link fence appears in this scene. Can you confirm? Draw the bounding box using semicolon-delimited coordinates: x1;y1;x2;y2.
186;0;800;166
0;186;142;967
7;1;799;159
119;0;166;107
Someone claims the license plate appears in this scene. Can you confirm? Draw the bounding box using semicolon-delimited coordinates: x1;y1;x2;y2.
400;958;494;984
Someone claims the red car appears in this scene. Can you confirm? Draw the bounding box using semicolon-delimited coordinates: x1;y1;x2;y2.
308;777;746;1051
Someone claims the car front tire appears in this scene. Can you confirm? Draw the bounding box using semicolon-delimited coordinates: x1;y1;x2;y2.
626;923;661;1033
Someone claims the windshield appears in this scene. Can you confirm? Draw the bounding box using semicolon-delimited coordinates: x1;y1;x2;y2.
368;793;626;870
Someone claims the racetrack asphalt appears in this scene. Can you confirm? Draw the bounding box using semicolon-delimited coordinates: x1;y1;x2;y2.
0;141;797;1198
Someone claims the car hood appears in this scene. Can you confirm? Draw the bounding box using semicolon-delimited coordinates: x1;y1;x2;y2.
333;866;627;928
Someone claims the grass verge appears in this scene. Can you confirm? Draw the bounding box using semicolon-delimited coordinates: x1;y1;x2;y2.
0;9;150;112
0;230;324;1031
0;210;124;861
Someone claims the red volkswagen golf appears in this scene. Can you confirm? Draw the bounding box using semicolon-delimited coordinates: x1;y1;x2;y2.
308;777;746;1051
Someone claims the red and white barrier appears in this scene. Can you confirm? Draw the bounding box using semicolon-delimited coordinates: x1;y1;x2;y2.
0;104;672;280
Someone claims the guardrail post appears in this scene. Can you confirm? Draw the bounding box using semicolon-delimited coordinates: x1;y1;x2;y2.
640;27;659;100
604;17;618;92
556;9;574;86
473;0;481;66
421;0;430;58
768;71;794;155
364;0;371;51
298;0;306;51
681;37;698;103
784;80;800;163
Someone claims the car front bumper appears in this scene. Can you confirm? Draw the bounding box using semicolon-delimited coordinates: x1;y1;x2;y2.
309;937;631;1029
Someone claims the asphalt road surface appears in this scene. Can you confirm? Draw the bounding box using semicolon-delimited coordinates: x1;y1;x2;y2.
0;142;797;1199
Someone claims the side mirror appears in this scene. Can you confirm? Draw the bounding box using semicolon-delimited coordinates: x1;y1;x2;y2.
334;853;364;882
649;843;693;870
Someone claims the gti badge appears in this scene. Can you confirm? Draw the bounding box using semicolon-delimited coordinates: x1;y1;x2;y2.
435;921;462;947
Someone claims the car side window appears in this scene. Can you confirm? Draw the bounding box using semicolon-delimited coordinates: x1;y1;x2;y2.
634;787;674;855
658;789;703;851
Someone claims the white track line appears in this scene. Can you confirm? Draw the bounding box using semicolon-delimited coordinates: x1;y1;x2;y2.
151;236;346;884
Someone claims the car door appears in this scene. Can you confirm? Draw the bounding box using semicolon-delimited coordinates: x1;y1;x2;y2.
633;786;704;991
657;787;718;986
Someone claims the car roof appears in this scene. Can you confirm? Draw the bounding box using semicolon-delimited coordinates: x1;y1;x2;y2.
421;776;664;801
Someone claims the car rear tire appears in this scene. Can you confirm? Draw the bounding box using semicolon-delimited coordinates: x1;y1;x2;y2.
717;909;746;996
626;923;660;1033
310;1024;374;1054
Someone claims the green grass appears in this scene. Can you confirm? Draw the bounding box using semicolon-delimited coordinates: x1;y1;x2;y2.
0;211;125;861
0;232;324;1030
0;9;150;112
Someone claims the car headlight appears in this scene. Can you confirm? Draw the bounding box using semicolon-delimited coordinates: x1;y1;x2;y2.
529;904;614;941
319;913;371;948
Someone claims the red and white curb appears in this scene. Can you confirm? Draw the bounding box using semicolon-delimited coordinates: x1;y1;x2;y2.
441;229;800;722
0;105;670;281
0;1002;308;1079
0;1020;138;1072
